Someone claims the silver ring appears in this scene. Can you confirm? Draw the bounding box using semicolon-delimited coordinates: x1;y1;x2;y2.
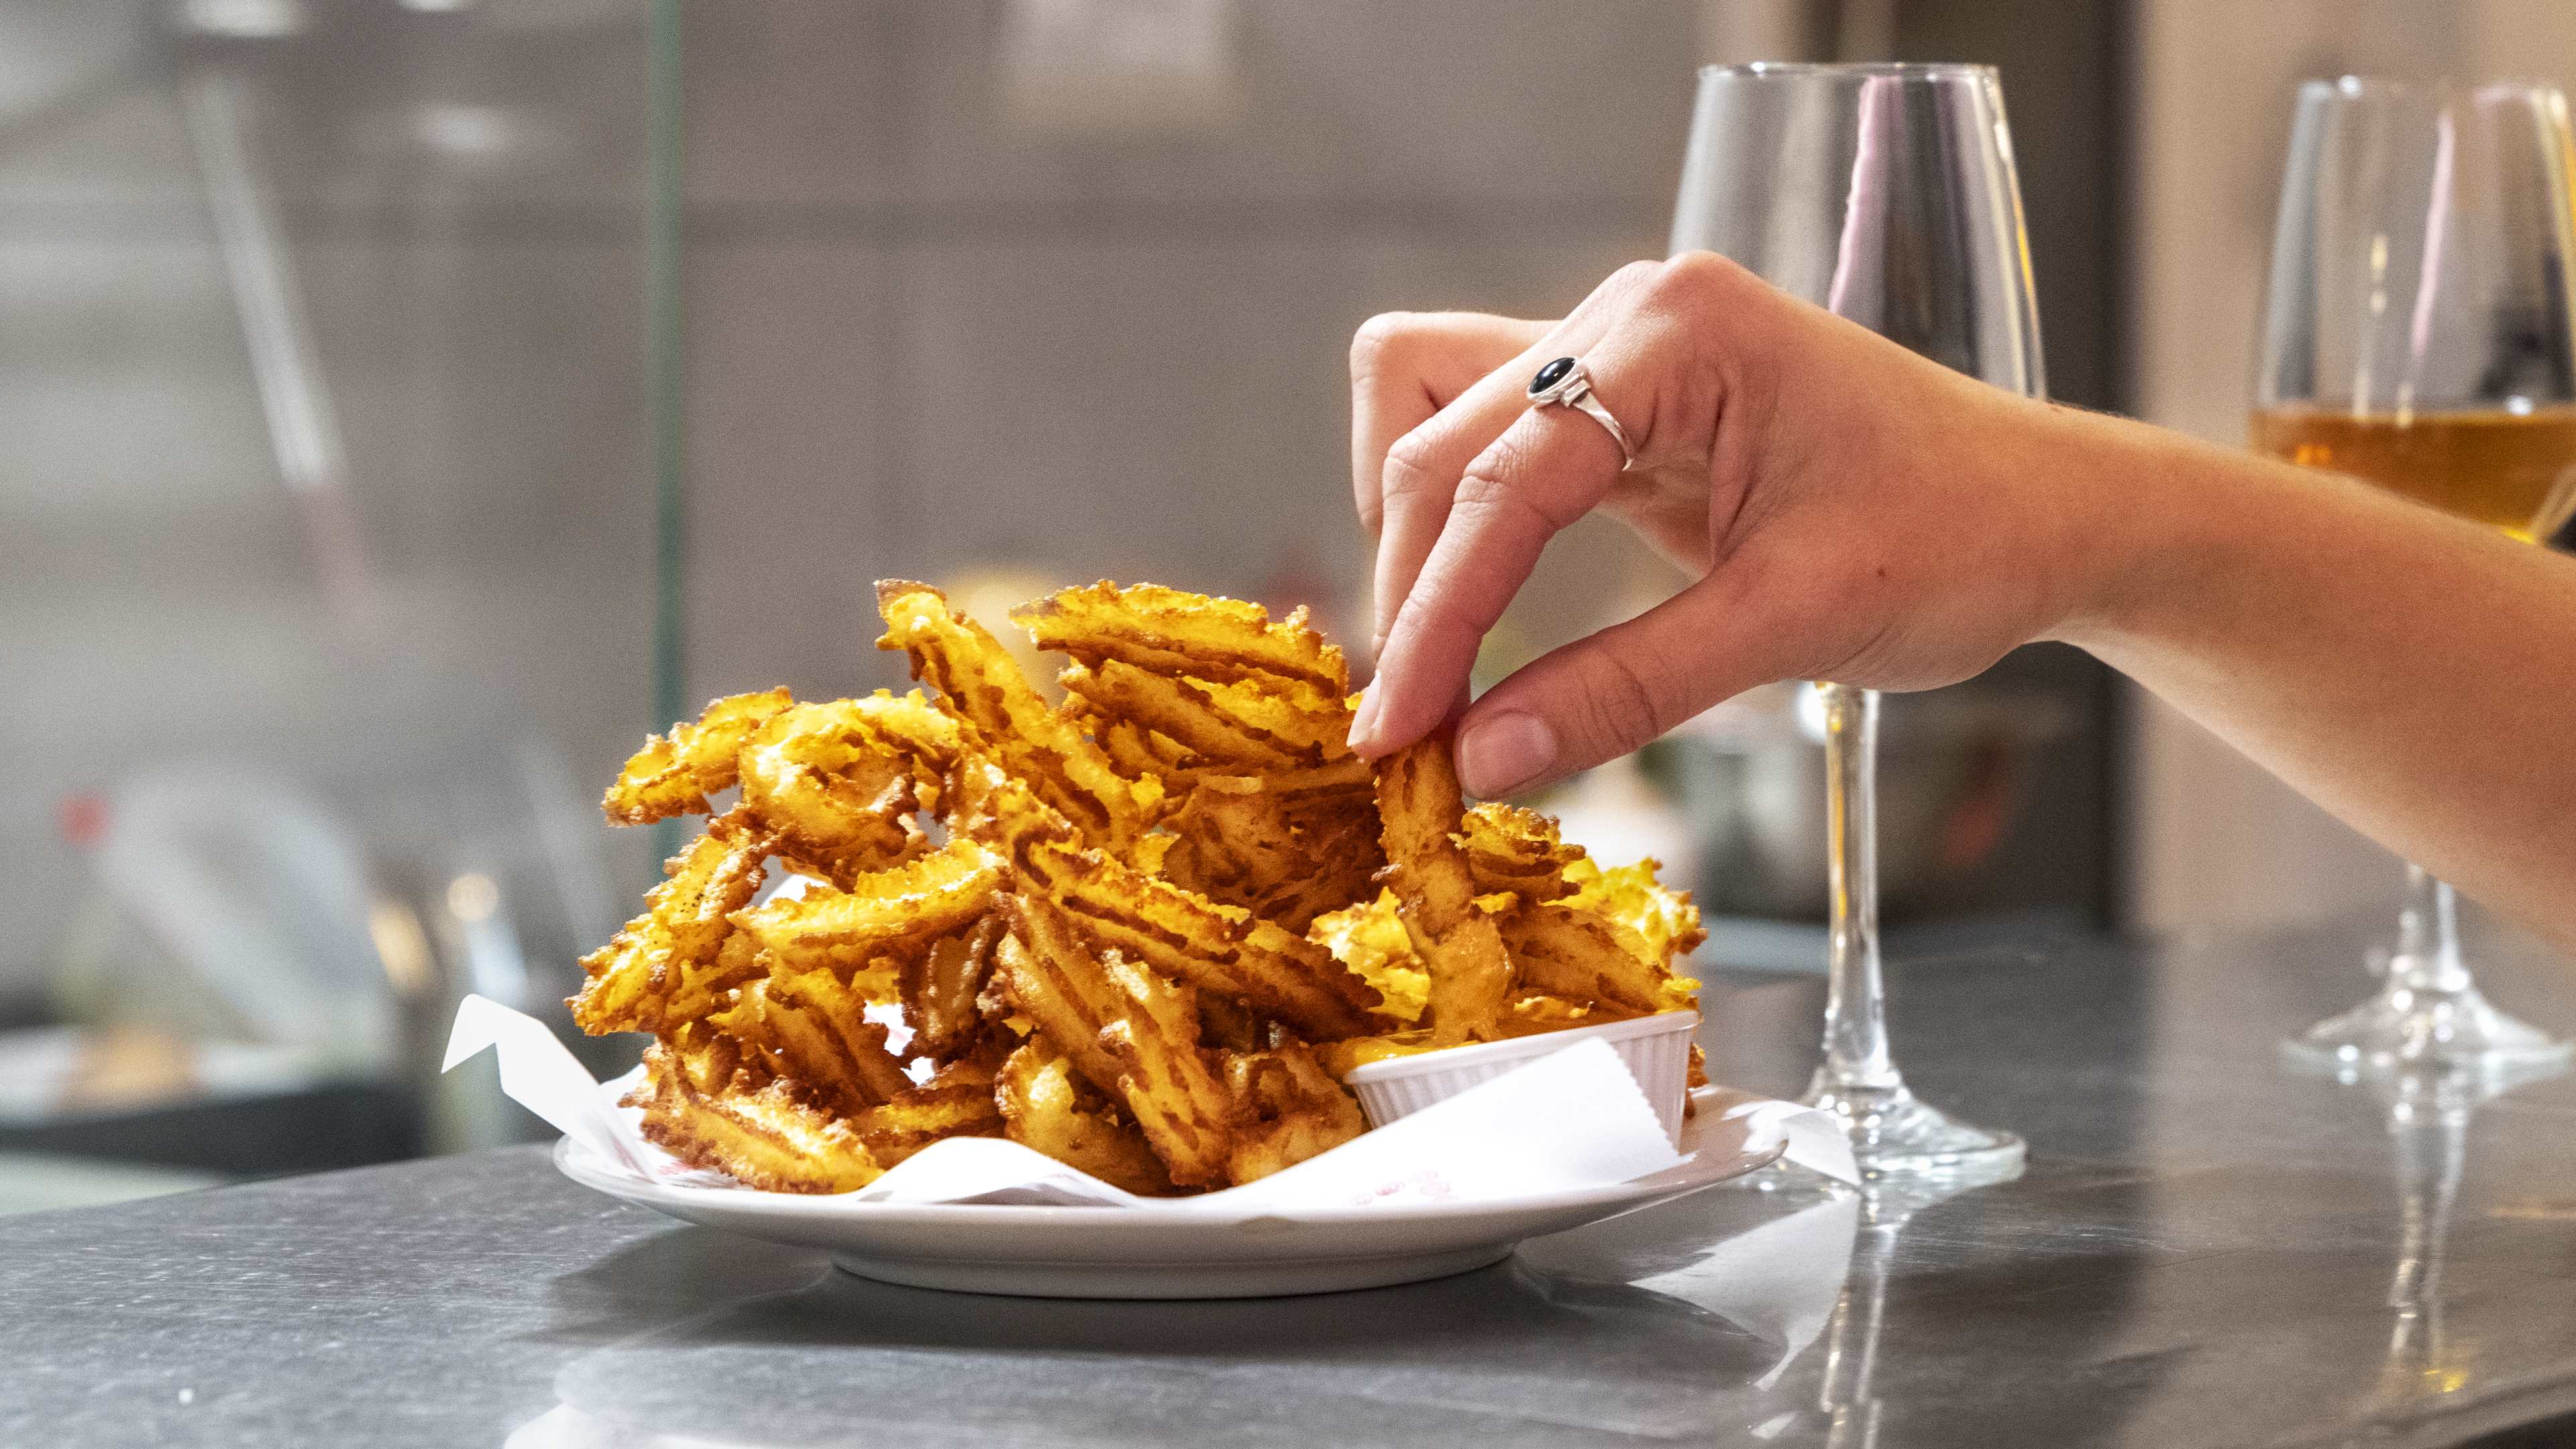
1525;356;1636;470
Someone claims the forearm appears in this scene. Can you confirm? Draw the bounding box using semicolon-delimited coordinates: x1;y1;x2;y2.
1342;260;2576;945
2047;407;2576;945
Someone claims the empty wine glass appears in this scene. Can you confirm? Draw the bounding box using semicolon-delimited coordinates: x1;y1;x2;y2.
1670;63;2037;1177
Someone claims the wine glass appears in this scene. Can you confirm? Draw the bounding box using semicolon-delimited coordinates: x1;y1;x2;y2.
1670;63;2038;1177
2253;77;2576;1073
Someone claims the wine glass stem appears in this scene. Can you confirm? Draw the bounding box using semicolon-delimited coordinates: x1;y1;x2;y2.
1819;683;1901;1092
2392;863;2471;994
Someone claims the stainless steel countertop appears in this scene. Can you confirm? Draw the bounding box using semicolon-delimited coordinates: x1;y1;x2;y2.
5;920;2575;1448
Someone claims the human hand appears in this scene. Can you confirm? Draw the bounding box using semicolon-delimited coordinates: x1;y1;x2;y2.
1344;252;2100;797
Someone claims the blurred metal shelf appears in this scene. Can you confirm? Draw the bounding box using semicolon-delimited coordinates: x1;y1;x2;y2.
0;1079;421;1180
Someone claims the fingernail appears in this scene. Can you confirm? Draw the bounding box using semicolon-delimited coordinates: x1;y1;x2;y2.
1456;712;1556;798
1347;682;1385;751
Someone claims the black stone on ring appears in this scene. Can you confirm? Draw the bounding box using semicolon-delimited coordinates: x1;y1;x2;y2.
1522;353;1637;468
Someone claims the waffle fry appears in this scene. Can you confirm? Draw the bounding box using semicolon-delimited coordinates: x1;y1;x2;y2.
738;700;924;884
570;576;1703;1196
1375;728;1512;1046
1015;581;1346;696
1059;659;1346;771
1494;904;1677;1016
629;1027;1000;1193
877;581;1159;855
943;754;1083;873
996;896;1240;1188
1223;1036;1368;1183
734;837;1005;973
995;1038;1175;1195
1090;714;1203;786
1030;844;1385;1042
630;1032;881;1193
573;809;771;1035
898;915;1004;1064
711;966;916;1117
602;688;795;824
1460;802;1586;904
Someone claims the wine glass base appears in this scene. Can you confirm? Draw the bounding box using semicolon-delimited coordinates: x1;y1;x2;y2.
1801;1079;2027;1181
2282;978;2573;1073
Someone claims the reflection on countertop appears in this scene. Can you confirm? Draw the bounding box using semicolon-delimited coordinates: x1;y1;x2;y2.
4;919;2576;1448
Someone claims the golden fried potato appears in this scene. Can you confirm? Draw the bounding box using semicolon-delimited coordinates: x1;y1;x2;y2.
1497;903;1688;1016
1157;773;1381;933
1494;989;1646;1037
1265;758;1379;816
631;1027;875;1192
603;688;794;824
943;754;1083;872
1375;729;1512;1045
841;687;973;775
1562;857;1707;967
1460;802;1586;903
988;907;1126;1095
1159;776;1300;905
1093;955;1243;1189
1263;796;1385;931
572;577;1711;1196
995;1038;1175;1195
877;581;1159;855
661;928;771;1026
711;965;916;1117
1308;889;1427;1026
1415;924;1513;1046
855;1064;1008;1166
1014;580;1347;696
898;914;1003;1064
733;837;1004;973
631;1027;1002;1194
1087;714;1203;788
739;700;924;884
573;809;771;1034
1059;659;1349;771
1028;843;1385;1041
1222;1036;1366;1185
996;896;1242;1188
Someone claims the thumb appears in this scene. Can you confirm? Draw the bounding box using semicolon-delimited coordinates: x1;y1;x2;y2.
1450;570;1798;798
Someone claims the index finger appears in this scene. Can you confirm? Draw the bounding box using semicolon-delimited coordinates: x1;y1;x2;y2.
1354;302;1688;758
1368;263;1660;655
1348;312;1550;535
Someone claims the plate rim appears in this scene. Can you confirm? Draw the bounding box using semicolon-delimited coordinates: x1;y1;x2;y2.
553;1085;1782;1231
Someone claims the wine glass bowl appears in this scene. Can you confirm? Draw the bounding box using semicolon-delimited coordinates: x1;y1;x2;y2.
2253;77;2576;1074
1672;62;2042;394
1671;62;2038;1176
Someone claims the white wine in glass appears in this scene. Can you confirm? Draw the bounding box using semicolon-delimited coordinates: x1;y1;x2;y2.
2253;77;2576;1072
1671;62;2039;1177
2247;408;2576;541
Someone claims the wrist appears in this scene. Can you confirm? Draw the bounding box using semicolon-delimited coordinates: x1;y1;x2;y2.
2035;409;2238;659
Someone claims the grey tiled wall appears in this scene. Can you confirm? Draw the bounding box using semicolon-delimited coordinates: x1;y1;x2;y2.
677;3;1707;705
0;0;1709;991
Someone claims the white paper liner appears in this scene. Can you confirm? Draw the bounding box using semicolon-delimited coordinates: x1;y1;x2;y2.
445;994;1857;1210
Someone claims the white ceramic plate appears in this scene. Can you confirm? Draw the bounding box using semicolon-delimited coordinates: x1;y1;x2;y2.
553;1085;1782;1299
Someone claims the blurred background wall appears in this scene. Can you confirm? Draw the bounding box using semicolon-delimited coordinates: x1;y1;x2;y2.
0;0;661;1201
0;0;2565;1199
